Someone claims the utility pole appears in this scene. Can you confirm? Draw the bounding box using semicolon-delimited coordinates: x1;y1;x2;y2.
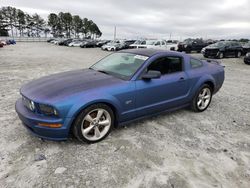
114;26;116;41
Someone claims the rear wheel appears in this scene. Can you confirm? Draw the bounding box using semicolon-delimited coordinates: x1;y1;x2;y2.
73;104;114;143
191;84;212;112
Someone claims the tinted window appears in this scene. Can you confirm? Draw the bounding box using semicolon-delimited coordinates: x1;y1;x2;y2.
148;57;182;75
190;58;203;68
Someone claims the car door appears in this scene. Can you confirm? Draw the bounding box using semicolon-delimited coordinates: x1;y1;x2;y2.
225;42;234;56
135;56;189;117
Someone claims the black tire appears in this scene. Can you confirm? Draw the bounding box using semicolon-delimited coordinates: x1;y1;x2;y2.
73;103;114;144
191;84;212;112
235;51;241;58
217;52;224;59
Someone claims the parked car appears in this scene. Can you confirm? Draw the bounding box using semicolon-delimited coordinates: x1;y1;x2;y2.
58;39;73;46
130;40;178;51
242;42;250;55
15;49;224;143
244;53;250;65
129;40;146;48
6;39;16;45
96;40;110;47
0;40;7;45
101;42;122;51
52;39;61;45
80;40;97;48
123;40;136;49
202;41;243;59
178;39;208;53
47;38;55;43
68;40;83;47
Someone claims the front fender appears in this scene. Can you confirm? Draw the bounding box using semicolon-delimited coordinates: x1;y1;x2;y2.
66;92;122;119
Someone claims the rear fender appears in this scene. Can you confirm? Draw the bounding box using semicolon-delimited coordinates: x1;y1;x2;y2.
189;75;216;100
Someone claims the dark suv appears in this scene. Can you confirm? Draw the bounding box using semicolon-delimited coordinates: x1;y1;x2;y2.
202;41;243;59
178;39;208;53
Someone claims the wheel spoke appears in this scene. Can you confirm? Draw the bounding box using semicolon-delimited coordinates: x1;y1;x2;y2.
201;100;205;108
204;95;210;99
94;126;101;138
83;125;95;135
96;110;104;121
201;89;206;97
85;114;94;123
98;119;110;126
197;99;202;106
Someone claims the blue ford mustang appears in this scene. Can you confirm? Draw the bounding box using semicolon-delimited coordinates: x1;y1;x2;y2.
16;49;224;143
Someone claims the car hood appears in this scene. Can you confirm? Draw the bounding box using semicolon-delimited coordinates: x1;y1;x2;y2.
20;69;122;103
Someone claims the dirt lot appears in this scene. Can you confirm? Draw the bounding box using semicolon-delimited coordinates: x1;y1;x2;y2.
0;42;249;188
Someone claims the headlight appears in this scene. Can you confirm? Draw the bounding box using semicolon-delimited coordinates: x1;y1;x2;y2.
39;104;58;116
22;97;36;111
246;53;250;57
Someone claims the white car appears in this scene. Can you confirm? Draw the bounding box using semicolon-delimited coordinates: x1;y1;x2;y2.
144;40;178;51
68;41;83;47
101;42;121;51
129;40;146;48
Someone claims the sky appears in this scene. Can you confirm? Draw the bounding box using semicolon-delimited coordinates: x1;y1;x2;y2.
1;0;250;40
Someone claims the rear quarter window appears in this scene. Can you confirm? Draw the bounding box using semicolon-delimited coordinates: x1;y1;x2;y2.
190;58;203;68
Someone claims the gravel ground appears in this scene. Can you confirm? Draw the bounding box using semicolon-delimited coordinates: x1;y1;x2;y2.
0;42;249;188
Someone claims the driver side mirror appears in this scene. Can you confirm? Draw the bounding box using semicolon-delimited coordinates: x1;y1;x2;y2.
142;70;161;80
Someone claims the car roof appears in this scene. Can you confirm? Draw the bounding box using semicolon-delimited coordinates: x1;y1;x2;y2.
119;49;184;57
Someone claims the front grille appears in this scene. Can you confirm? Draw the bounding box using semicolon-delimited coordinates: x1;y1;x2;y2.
205;49;219;56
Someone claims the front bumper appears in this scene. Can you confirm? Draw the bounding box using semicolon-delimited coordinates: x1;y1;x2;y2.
15;98;72;141
204;49;219;57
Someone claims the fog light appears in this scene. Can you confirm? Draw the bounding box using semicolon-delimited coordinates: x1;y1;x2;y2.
38;123;62;128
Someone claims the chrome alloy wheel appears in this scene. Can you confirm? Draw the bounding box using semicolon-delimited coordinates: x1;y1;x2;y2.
197;88;211;110
81;108;111;141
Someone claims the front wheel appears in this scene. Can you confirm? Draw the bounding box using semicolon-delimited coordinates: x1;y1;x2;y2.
73;104;114;143
217;52;224;59
191;84;212;112
235;51;241;58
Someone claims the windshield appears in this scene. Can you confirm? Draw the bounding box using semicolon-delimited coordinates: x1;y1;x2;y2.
146;40;156;45
91;53;148;80
134;40;142;44
243;42;250;47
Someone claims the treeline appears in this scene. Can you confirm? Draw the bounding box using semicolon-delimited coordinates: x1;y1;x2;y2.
0;6;102;38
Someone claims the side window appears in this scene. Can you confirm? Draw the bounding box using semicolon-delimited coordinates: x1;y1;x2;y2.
141;41;146;45
190;58;203;68
155;41;161;46
147;56;182;75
